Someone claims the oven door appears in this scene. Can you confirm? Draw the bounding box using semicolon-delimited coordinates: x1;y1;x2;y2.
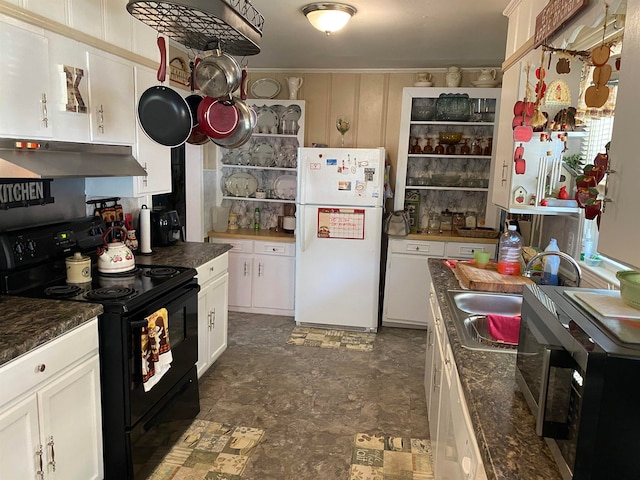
127;280;200;426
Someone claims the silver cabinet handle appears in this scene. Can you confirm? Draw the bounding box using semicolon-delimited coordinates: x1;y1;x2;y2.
207;311;212;329
211;308;215;329
36;444;44;479
258;262;263;277
433;367;441;390
41;93;48;128
243;261;248;276
36;364;46;373
97;105;105;133
142;162;148;186
47;436;56;472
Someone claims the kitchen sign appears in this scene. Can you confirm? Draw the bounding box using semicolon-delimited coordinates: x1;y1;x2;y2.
534;0;589;48
0;179;54;209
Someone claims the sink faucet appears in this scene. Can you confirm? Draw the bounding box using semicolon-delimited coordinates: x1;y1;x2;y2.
523;251;582;287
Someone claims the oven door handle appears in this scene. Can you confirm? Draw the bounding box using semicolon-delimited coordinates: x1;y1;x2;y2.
129;283;200;330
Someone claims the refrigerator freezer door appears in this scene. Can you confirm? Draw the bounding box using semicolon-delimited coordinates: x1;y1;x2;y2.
295;204;382;331
297;147;385;207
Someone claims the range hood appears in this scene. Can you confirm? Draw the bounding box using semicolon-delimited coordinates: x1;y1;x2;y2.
0;138;148;179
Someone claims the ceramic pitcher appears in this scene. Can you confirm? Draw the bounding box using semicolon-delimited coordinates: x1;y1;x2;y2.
478;68;496;82
286;77;303;99
445;66;461;87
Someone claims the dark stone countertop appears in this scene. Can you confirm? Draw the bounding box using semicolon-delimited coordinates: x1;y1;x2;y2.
428;258;562;480
135;241;233;268
0;297;103;367
0;242;230;368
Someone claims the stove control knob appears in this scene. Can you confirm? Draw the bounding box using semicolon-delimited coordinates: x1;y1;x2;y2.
13;241;25;259
26;239;36;256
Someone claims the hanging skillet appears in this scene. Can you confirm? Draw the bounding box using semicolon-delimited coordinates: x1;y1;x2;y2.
185;59;209;146
137;37;192;147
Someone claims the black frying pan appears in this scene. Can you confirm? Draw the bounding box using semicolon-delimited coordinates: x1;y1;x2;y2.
137;37;192;147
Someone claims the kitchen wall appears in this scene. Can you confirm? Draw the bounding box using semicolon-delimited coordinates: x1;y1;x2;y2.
0;178;86;229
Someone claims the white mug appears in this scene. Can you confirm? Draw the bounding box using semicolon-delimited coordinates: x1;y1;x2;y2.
286;77;303;99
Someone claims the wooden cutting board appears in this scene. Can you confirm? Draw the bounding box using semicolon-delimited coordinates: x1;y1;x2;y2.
456;261;535;293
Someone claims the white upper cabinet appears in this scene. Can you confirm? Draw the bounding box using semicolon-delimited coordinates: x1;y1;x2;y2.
104;0;133;52
47;31;91;142
22;0;68;25
86;50;136;145
68;0;104;39
0;19;51;139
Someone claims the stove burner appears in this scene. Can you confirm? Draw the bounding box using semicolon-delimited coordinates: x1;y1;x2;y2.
144;267;179;278
85;287;137;301
44;285;83;298
99;267;139;278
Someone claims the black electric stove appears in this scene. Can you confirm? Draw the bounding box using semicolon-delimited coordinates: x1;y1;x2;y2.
0;216;201;479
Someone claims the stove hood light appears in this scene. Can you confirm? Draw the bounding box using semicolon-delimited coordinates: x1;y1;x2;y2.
0;138;148;179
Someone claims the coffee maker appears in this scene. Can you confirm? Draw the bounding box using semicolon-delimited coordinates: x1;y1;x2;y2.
150;208;182;247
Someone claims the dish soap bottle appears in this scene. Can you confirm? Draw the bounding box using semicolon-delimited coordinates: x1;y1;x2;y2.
254;207;261;230
497;225;523;275
540;238;560;285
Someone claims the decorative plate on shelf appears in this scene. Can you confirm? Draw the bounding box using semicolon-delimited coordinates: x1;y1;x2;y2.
251;78;281;99
273;175;297;200
224;172;258;197
256;106;279;133
471;80;499;88
252;142;275;167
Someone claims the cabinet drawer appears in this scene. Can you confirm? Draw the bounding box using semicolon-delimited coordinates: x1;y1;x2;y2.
196;253;229;285
390;239;445;256
223;239;254;254
0;319;98;408
255;241;295;256
445;242;496;259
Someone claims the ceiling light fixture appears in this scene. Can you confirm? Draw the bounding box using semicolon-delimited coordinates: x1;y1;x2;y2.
302;3;357;35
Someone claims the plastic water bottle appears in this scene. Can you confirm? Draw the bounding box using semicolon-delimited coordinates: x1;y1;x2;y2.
540;238;560;286
254;207;260;230
497;225;523;275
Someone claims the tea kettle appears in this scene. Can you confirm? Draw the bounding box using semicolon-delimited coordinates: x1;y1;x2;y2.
97;226;135;274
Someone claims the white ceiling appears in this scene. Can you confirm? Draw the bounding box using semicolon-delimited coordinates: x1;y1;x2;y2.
244;0;512;70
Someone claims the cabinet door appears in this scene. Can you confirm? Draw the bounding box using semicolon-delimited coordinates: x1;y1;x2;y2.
428;333;444;443
228;253;253;308
47;31;91;142
207;273;229;366
0;20;51;138
252;254;295;310
434;366;459;479
87;51;135;144
134;66;171;195
38;356;103;480
383;253;431;326
451;376;486;480
0;395;40;480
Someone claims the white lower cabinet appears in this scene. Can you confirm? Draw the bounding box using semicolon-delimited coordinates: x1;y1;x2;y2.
209;239;295;315
196;253;229;378
425;283;487;480
383;238;495;328
0;320;103;480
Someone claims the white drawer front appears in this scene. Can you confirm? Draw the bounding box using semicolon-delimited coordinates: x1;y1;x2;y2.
445;243;496;259
210;238;254;254
255;241;295;256
0;319;99;408
390;240;445;256
196;253;229;285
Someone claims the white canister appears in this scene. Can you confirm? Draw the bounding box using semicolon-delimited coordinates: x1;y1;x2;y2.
66;252;92;284
282;216;296;232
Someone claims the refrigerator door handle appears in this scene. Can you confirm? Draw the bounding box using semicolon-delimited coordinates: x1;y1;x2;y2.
299;206;307;253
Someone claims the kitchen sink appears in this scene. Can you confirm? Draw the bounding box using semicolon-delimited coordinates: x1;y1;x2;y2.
445;290;523;353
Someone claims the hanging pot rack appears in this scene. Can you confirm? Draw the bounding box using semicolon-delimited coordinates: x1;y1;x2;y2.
126;0;263;56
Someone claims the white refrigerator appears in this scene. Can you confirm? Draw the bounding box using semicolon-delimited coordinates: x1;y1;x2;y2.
295;147;386;332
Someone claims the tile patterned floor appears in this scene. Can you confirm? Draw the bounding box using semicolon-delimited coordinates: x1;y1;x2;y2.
195;313;429;479
286;326;377;351
349;433;434;480
148;420;265;480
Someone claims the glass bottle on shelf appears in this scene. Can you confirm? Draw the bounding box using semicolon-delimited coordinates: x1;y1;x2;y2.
423;138;433;154
435;142;445;154
483;137;493;156
460;138;470;155
409;137;422;154
471;138;482;155
446;143;456;155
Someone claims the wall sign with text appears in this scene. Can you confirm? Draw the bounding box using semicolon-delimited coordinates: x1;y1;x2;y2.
0;180;54;209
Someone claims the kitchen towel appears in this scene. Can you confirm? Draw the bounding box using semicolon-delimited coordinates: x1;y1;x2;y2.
487;314;521;344
141;307;172;392
139;204;152;254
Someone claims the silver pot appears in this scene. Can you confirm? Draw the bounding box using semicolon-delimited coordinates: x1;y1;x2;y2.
194;49;242;98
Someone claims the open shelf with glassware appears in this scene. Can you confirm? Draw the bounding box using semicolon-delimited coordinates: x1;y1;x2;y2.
395;87;501;232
